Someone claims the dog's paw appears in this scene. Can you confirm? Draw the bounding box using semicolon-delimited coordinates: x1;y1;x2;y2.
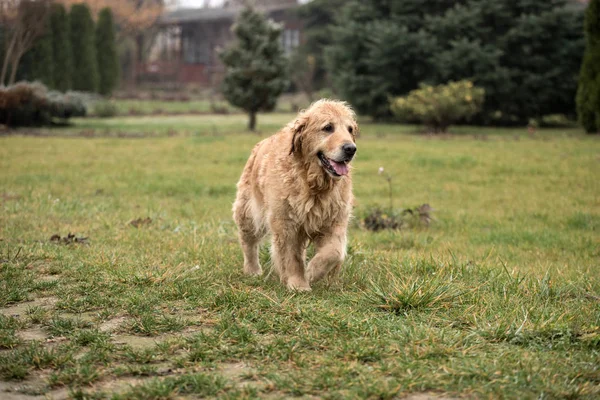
243;265;263;276
286;276;311;291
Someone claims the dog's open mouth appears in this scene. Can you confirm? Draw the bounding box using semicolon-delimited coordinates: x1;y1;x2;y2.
318;152;349;177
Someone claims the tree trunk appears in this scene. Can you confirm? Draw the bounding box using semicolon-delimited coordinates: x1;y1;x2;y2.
0;54;10;86
248;111;257;131
0;33;18;86
8;50;23;85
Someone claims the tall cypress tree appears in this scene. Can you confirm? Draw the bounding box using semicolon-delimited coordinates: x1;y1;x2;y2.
576;0;600;133
70;3;98;92
96;8;119;96
51;3;73;92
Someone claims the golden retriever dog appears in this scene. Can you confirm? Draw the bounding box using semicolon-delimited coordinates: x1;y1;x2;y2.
232;99;358;291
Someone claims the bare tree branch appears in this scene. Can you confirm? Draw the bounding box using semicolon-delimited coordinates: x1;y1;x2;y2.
0;0;52;86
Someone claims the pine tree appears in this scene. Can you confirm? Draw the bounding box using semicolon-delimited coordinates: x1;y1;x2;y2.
220;6;288;131
325;1;456;119
51;3;73;92
576;0;600;133
96;8;119;96
296;0;346;92
326;0;584;123
70;3;98;92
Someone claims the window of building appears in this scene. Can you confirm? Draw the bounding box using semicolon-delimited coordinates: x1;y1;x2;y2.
183;29;210;64
281;29;300;55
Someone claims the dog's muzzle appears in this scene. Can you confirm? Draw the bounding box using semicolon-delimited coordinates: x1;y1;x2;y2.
342;143;357;161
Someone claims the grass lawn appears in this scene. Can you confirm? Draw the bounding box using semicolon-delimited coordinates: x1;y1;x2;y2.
97;94;307;117
1;114;599;399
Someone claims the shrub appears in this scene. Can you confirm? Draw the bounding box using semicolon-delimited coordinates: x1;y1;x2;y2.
93;101;118;118
47;91;87;119
390;80;485;133
0;82;86;127
539;114;577;128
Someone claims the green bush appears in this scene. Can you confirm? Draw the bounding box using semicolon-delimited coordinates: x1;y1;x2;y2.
539;114;577;128
47;91;87;119
0;82;86;127
390;80;485;133
93;101;118;118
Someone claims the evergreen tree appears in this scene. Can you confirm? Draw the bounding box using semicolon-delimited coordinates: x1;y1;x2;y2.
326;1;459;119
295;0;345;91
51;3;73;92
326;0;584;123
430;0;583;124
70;3;98;92
220;6;288;131
576;0;600;133
96;8;119;96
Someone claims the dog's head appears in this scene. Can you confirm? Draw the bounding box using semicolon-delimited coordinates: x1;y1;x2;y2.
289;99;358;179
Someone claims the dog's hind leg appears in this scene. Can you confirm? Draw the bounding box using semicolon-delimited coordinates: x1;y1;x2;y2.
306;228;347;285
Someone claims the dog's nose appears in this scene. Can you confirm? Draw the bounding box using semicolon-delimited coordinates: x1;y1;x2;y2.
342;143;356;158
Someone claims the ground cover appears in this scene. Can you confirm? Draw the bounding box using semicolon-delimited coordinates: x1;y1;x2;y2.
1;115;598;399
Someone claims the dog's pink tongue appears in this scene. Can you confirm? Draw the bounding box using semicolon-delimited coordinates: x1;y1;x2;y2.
330;160;349;176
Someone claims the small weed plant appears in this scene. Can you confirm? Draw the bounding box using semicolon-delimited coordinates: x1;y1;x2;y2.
362;167;433;231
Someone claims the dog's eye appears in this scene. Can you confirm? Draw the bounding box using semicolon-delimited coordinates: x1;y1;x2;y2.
323;123;334;133
348;126;353;134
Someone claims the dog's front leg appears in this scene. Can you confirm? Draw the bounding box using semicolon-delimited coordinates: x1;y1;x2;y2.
306;228;347;285
270;227;309;291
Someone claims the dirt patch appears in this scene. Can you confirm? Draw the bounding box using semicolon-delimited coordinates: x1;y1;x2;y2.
0;297;58;318
0;376;68;400
113;334;163;350
58;311;97;323
17;328;47;342
402;393;458;400
92;376;143;396
99;316;128;333
219;362;257;384
112;325;205;350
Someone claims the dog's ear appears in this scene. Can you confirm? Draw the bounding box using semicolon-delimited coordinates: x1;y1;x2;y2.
350;121;359;142
290;113;308;155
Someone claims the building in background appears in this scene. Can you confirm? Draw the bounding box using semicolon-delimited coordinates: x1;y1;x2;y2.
140;0;301;88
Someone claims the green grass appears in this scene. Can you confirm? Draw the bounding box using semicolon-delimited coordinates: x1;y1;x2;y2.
97;93;307;117
0;113;599;398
